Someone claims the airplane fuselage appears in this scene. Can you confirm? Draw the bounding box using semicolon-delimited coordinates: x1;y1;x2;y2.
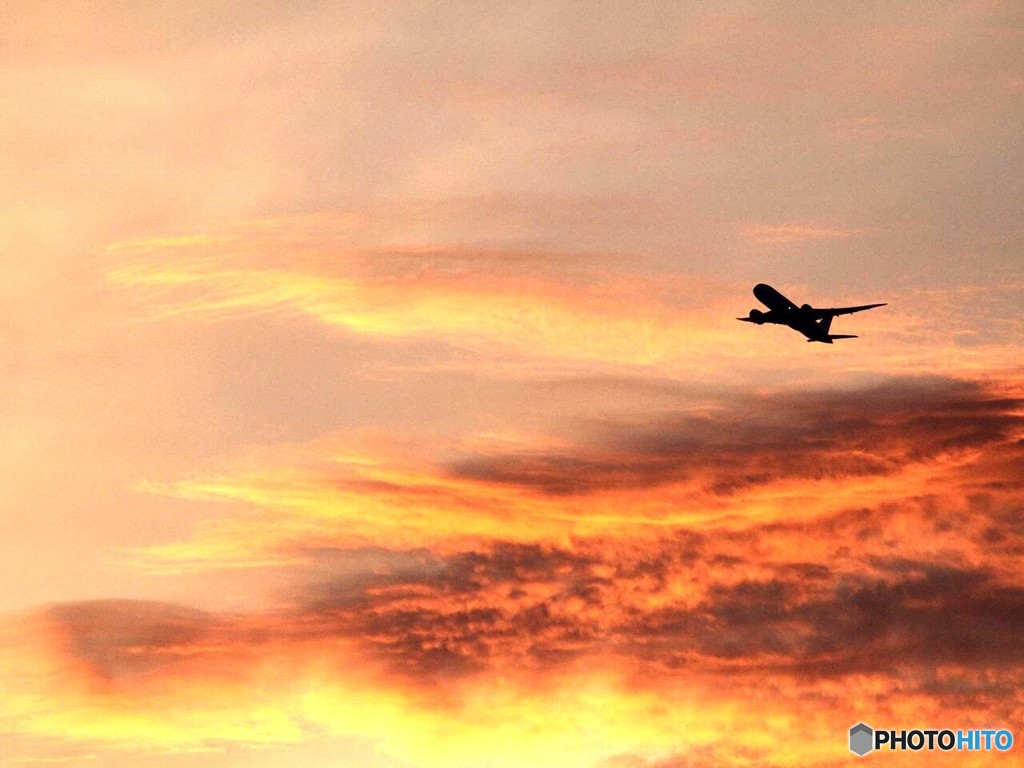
753;284;833;342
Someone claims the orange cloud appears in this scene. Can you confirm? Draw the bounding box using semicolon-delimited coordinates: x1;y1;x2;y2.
2;374;1021;765
122;377;1024;575
4;527;1023;766
106;259;736;373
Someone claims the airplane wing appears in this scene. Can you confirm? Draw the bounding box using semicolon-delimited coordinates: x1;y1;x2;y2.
814;302;886;318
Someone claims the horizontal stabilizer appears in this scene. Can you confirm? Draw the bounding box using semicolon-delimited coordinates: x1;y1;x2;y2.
828;334;858;340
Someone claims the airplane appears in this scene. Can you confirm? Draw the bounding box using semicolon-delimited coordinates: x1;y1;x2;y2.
737;283;886;343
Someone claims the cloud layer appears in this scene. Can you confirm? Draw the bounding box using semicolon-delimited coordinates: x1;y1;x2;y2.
3;375;1020;766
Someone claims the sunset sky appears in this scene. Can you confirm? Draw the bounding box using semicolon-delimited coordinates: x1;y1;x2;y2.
2;2;1023;766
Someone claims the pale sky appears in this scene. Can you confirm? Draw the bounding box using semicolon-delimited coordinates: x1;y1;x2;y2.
1;2;1022;766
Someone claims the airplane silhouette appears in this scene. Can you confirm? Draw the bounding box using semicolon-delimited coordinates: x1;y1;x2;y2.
737;283;886;343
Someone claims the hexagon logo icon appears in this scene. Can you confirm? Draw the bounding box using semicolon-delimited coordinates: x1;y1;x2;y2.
850;722;874;756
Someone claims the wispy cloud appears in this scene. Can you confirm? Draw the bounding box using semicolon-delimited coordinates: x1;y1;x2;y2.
738;222;865;244
104;217;1024;389
106;248;734;372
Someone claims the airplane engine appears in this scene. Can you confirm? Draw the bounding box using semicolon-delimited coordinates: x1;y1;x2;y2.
801;303;812;312
748;309;765;324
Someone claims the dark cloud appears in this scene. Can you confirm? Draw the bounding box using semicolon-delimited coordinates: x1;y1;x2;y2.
293;542;607;678
698;563;1024;672
571;558;1024;683
46;601;222;682
277;530;1024;687
448;377;1024;496
41;533;1024;707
